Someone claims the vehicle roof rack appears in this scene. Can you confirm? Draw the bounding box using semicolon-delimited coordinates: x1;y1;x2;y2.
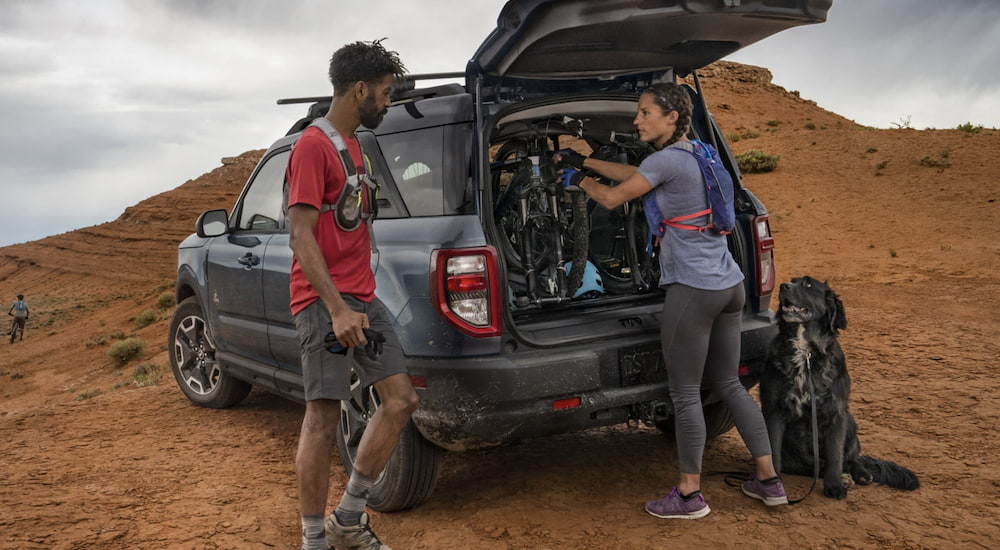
277;72;465;106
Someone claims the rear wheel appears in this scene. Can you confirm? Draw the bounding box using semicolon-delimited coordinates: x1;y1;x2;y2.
169;297;252;409
336;376;442;512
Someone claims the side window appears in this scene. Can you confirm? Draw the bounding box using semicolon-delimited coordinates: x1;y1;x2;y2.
379;126;446;216
234;150;290;231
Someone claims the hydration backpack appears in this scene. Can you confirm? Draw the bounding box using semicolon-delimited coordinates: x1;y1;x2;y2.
281;118;379;231
12;300;28;318
642;139;736;237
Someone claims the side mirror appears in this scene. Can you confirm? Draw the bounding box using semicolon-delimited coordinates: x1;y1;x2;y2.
196;209;230;238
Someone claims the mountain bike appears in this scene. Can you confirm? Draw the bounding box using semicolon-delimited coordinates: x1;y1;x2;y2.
9;316;24;343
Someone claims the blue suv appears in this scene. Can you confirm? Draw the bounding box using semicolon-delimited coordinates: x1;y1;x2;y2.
169;0;830;511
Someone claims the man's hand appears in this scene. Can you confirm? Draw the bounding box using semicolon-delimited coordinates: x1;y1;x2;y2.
554;148;586;169
325;327;385;361
556;168;586;192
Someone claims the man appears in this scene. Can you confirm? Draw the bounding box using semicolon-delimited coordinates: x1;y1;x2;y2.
286;40;418;550
8;294;29;341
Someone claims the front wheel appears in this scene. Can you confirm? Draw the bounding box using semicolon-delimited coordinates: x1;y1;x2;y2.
336;377;442;512
168;297;252;409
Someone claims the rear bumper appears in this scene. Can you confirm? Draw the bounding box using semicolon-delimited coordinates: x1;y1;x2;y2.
408;311;777;451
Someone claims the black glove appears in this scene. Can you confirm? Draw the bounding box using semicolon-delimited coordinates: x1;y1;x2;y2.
360;328;385;360
555;148;586;169
556;168;586;192
324;328;386;361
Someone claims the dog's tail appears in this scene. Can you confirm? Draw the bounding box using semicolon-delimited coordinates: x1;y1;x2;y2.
859;456;920;491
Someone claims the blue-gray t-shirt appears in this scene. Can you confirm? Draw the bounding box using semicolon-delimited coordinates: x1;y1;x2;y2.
637;144;743;291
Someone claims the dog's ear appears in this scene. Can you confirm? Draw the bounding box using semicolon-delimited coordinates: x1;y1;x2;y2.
825;283;847;333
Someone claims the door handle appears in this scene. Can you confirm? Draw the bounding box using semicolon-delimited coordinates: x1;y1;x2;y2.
238;252;261;269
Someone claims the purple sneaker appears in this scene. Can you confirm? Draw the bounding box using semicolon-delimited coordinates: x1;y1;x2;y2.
645;487;711;519
742;474;789;506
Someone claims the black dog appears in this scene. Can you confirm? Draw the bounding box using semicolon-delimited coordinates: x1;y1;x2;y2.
759;276;919;499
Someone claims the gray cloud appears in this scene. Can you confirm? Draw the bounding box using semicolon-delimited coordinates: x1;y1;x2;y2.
1;0;997;248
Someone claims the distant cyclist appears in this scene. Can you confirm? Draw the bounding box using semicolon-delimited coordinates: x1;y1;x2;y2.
8;294;29;342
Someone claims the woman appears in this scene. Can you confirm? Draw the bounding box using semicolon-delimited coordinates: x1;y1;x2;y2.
555;82;787;519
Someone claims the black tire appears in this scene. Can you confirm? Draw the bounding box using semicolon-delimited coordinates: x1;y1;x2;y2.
655;401;736;440
168;297;252;409
492;140;530;266
336;379;442;512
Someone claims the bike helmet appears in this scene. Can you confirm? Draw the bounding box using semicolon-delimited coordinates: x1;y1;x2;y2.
566;261;604;299
17;294;23;300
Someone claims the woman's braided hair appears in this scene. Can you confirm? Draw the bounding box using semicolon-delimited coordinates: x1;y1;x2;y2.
642;82;693;148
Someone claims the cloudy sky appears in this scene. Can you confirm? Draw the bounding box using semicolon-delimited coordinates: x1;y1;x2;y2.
2;0;997;248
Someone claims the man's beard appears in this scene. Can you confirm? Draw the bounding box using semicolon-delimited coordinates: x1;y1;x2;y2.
359;94;386;129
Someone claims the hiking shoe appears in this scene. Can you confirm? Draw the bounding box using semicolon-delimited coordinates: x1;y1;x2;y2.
325;512;392;550
644;487;711;519
742;474;789;506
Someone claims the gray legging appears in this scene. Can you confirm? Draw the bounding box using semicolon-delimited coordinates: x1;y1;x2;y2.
661;282;772;474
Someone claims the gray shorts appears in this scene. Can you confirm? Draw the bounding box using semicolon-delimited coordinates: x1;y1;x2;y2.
293;295;407;402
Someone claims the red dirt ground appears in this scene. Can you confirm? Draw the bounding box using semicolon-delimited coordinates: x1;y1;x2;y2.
2;62;998;549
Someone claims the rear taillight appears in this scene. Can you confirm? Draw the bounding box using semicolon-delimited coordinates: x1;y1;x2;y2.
431;246;502;338
752;215;776;296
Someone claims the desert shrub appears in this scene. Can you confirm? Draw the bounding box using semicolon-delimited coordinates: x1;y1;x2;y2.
75;389;105;401
86;331;127;349
957;122;982;134
766;120;780;127
134;309;159;329
157;292;175;309
866;146;878;153
919;155;951;169
736;150;780;173
727;132;741;143
131;362;161;387
108;338;146;366
804;122;816;130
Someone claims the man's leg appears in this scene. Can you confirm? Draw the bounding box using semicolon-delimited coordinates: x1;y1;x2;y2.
297;398;339;550
334;372;418;523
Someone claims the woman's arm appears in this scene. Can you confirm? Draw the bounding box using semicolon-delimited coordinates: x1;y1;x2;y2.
554;150;638;182
577;171;653;210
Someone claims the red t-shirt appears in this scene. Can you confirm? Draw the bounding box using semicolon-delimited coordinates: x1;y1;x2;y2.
287;126;375;315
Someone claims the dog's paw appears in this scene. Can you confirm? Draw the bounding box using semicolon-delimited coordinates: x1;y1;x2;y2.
823;484;848;499
841;473;857;489
852;469;874;486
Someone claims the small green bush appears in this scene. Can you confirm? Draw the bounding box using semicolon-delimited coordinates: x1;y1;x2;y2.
108;338;146;366
957;122;982;134
131;362;161;387
866;146;878;154
135;309;159;330
157;292;175;309
736;150;781;173
75;389;105;401
804;122;816;130
766;120;780;127
727;132;741;143
919;155;951;169
86;331;127;349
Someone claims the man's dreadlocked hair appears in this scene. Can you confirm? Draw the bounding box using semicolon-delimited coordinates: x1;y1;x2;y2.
328;38;407;97
642;82;693;148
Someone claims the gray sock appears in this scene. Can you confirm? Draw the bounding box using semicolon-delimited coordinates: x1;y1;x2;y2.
335;470;377;525
301;514;326;550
